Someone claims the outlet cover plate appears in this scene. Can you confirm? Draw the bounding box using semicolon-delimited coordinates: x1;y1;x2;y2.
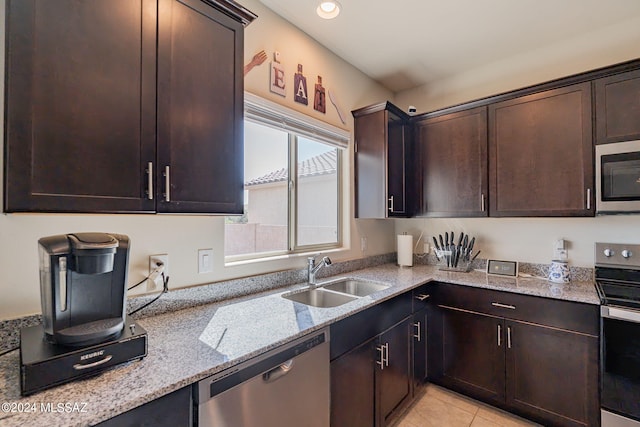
148;254;168;291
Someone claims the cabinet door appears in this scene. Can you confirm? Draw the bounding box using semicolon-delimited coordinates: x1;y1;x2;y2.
157;0;244;214
330;340;375;427
595;69;640;145
412;308;429;387
431;306;505;405
417;107;488;217
488;83;594;216
4;0;157;213
97;386;191;426
505;320;599;427
387;120;411;217
354;110;388;218
376;317;413;426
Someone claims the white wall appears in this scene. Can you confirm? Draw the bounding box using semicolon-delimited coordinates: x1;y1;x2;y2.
394;16;640;268
0;0;395;320
395;15;640;114
396;216;640;268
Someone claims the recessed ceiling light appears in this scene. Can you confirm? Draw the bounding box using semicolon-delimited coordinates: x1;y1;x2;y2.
316;1;341;19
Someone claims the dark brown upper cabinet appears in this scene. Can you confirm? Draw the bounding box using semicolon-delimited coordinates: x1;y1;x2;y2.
4;0;255;214
416;106;488;217
353;102;412;218
488;83;594;217
595;68;640;145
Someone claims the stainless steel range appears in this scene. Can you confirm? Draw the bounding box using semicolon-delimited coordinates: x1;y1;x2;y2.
595;242;640;427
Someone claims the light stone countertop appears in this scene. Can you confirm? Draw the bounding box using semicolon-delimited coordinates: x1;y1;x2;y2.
0;263;599;427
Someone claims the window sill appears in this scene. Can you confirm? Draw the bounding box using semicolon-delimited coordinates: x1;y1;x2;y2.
224;246;350;268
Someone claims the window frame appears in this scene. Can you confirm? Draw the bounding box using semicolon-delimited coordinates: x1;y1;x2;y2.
224;93;349;262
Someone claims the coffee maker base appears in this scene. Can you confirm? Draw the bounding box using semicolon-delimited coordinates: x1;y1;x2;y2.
19;317;147;396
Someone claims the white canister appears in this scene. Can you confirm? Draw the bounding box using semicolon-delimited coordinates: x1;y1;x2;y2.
548;260;570;283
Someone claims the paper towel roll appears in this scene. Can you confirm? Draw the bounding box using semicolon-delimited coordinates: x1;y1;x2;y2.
397;234;413;267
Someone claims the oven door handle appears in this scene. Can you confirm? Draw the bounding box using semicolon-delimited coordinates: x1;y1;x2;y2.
602;306;640;323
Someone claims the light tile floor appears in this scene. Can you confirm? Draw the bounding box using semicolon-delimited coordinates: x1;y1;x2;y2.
394;384;542;427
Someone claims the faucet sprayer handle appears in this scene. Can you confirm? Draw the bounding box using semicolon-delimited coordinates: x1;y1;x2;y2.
322;256;332;266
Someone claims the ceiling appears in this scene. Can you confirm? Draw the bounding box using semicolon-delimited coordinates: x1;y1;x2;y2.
259;0;640;93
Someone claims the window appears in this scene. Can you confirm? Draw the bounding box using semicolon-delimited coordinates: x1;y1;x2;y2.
224;93;349;261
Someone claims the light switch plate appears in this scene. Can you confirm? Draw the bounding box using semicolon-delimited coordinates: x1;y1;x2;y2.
198;249;214;274
486;259;518;277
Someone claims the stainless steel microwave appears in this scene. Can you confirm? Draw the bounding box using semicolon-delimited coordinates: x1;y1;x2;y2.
596;139;640;214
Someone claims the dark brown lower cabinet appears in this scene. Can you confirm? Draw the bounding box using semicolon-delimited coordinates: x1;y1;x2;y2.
377;318;412;426
331;339;375;427
429;284;599;427
412;308;429;387
330;317;413;427
434;306;505;404
96;386;191;426
506;320;599;427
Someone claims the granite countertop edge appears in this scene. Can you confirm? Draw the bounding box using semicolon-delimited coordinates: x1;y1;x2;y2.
0;263;599;426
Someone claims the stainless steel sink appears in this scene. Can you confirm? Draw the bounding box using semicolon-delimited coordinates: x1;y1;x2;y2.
282;288;359;308
321;279;390;297
282;278;390;308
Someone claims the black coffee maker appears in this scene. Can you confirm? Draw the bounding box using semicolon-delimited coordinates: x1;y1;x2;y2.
38;232;129;346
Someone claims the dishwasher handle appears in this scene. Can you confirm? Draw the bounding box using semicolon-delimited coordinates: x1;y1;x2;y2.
263;359;294;383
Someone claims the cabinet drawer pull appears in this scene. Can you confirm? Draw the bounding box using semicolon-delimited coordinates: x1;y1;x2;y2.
164;166;171;202
481;193;486;212
497;324;502;347
413;322;421;341
388;195;394;212
146;162;154;200
507;326;512;349
586;188;591;210
415;294;430;301
491;302;515;310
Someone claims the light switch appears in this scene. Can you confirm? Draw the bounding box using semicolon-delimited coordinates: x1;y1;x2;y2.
198;249;214;274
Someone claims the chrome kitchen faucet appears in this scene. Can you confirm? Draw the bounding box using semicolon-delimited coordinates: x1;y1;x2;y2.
308;256;332;286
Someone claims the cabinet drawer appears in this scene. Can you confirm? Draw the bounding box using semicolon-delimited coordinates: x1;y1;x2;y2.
330;292;412;360
434;282;598;336
412;283;432;312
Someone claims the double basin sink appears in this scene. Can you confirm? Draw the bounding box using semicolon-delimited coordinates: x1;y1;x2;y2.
282;278;390;308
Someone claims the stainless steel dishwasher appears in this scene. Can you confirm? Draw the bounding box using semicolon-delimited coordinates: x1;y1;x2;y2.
195;328;330;427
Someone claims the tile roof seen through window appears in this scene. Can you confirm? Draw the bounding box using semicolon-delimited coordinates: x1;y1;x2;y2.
246;150;337;186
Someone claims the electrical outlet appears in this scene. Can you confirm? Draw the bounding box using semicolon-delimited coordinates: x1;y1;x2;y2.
361;237;368;253
148;254;168;291
198;249;213;274
423;243;430;254
553;239;568;260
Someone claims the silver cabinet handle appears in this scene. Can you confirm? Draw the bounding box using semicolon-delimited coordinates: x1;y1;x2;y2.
376;344;385;370
163;166;171;202
413;322;421;341
388;195;394;212
146;162;154;200
73;355;113;370
497;324;502;347
384;343;389;367
507;326;512;349
376;343;389;369
586;188;591;210
415;294;430;301
481;193;486;212
491;302;516;310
